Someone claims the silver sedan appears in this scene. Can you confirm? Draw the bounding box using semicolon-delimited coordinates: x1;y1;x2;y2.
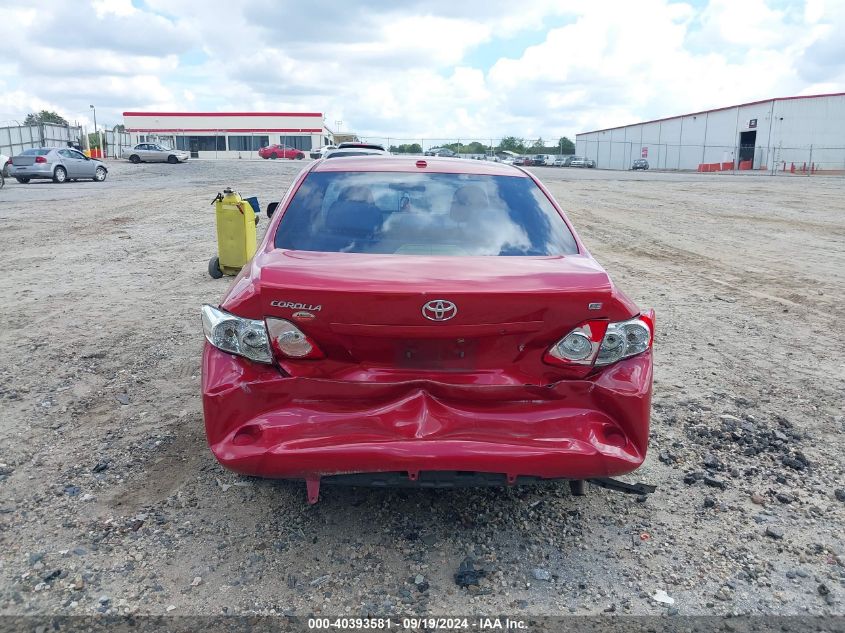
9;147;108;183
123;143;190;164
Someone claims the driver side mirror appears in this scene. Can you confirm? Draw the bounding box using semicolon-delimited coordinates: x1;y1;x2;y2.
267;202;279;218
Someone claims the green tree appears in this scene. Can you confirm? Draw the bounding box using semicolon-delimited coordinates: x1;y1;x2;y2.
87;133;101;149
390;143;422;154
557;136;575;154
496;136;526;154
531;137;545;149
24;110;69;126
463;141;487;154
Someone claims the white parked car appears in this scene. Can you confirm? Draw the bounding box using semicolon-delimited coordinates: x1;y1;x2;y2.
123;143;190;164
310;145;337;159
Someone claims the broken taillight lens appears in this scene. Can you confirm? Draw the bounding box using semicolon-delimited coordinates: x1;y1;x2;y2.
595;311;654;366
266;318;325;360
201;304;272;364
545;310;654;369
544;320;609;367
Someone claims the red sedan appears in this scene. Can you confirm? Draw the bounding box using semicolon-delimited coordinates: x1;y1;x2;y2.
201;157;654;502
258;144;305;160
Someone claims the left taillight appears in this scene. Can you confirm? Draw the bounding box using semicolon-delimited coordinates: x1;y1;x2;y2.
201;304;272;364
266;318;325;360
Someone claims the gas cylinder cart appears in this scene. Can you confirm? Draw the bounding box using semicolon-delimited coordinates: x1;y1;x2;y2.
208;188;261;279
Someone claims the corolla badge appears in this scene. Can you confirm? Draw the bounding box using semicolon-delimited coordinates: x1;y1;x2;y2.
422;299;457;322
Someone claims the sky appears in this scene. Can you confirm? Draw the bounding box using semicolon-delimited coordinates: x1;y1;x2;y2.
0;0;843;143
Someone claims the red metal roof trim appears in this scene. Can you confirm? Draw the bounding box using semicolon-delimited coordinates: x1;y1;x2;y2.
123;112;323;117
126;128;323;133
576;92;845;136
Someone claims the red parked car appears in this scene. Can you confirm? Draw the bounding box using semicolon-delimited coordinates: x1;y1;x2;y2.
258;144;305;160
201;157;654;503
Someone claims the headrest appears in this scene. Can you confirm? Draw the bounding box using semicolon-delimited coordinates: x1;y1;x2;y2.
450;185;488;222
338;185;375;204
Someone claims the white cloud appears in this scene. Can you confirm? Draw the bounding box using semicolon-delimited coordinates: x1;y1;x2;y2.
1;0;843;139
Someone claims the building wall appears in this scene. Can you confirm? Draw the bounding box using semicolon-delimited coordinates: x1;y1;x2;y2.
576;94;845;171
124;112;328;159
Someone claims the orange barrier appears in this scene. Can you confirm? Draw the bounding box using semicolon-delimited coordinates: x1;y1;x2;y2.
721;162;733;171
697;163;724;172
738;160;753;170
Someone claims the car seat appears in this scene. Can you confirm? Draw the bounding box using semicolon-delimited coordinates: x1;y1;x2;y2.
322;185;382;250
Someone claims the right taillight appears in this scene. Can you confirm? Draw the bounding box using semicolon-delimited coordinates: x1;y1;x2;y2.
595;311;654;366
545;310;654;369
545;320;608;367
35;156;47;163
266;318;325;360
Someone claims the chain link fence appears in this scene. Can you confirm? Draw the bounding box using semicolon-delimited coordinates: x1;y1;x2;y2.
102;128;132;159
0;123;84;157
123;131;570;161
357;137;573;159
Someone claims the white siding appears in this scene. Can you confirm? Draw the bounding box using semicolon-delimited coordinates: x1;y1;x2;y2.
576;94;845;171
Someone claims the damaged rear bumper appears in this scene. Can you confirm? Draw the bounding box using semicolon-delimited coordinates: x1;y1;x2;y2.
201;345;653;482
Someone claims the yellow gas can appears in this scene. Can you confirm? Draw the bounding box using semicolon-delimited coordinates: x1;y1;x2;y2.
208;188;257;278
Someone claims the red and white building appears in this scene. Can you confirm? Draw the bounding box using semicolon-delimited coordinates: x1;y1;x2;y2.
123;111;332;158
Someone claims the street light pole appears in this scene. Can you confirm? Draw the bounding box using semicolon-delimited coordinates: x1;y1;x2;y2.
89;105;97;154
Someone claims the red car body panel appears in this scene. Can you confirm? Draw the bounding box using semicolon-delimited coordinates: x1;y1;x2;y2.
201;157;653;486
258;144;304;160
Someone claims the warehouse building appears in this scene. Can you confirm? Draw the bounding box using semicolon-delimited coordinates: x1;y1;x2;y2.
123;111;332;159
575;93;845;172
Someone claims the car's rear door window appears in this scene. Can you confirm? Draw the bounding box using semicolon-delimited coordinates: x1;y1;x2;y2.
274;172;578;256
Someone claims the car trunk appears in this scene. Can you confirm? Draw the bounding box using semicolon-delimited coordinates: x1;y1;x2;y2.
227;251;629;382
11;156;41;166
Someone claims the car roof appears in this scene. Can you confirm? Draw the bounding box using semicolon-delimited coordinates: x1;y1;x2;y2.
323;149;387;159
337;142;385;150
312;155;528;176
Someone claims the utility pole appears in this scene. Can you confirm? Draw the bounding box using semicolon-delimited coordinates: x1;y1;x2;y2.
89;105;97;154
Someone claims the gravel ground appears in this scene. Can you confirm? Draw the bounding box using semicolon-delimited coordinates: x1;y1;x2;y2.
0;160;843;618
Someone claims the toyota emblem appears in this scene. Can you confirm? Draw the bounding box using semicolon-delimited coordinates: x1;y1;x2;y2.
422;299;457;321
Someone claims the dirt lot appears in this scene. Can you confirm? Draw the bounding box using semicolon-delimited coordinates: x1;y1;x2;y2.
0;160;843;618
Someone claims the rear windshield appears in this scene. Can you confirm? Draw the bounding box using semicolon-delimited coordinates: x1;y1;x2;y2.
21;149;51;156
274;172;578;256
